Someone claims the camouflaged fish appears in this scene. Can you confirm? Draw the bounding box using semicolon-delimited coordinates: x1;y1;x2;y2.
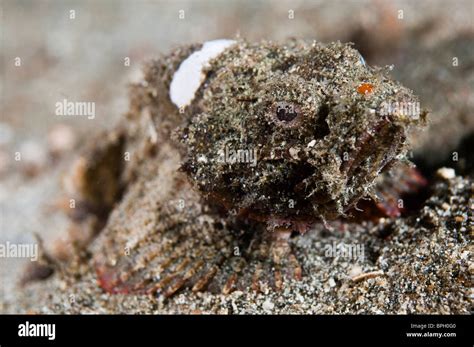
63;39;427;297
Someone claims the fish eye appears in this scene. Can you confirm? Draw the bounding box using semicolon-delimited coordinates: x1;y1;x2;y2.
275;101;299;122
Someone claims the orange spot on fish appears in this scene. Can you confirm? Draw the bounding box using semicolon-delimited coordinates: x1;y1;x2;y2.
357;83;374;95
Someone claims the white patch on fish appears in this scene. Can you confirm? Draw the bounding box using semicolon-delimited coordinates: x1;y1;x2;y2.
170;39;236;108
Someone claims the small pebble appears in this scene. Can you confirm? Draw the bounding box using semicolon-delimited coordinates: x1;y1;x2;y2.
289;147;299;159
262;299;274;312
436;167;456;180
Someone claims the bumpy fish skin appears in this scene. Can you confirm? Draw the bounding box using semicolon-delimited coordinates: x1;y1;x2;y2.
178;39;426;225
80;39;427;296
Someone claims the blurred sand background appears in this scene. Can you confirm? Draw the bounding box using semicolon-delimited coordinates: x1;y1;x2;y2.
1;0;472;313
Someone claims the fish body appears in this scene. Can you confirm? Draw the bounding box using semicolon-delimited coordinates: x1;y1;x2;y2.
63;40;426;296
